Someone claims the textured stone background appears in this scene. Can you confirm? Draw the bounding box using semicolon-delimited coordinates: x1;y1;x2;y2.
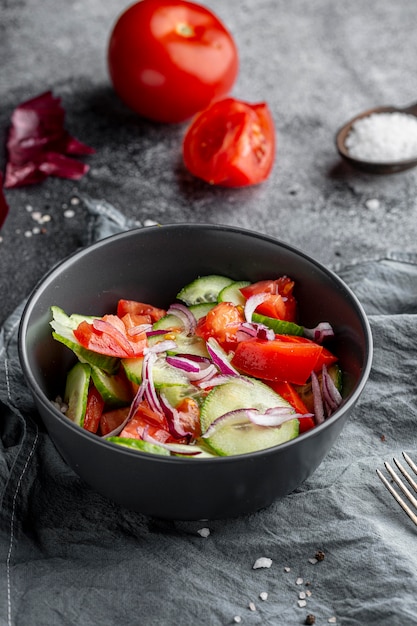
1;0;417;325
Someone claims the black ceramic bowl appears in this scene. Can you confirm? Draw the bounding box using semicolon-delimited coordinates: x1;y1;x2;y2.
19;224;372;520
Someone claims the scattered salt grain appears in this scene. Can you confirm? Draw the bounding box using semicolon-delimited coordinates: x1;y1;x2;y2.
298;599;307;608
144;218;159;227
365;198;380;210
296;577;304;585
64;209;75;219
25;204;33;212
345;112;417;163
284;566;291;573
299;592;306;600
70;196;80;205
197;527;210;538
328;618;337;624
233;616;242;623
253;557;272;569
248;602;256;612
259;592;268;601
308;558;318;565
306;590;312;597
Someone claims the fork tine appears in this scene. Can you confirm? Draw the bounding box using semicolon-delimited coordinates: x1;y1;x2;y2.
384;461;417;509
403;451;417;477
376;463;417;527
393;455;417;494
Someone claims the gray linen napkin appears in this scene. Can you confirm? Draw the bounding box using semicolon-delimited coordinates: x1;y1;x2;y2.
1;198;416;626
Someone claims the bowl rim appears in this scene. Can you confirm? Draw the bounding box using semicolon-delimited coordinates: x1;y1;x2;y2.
18;222;373;464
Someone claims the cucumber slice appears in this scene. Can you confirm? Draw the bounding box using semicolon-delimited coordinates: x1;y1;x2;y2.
90;366;132;407
177;275;234;305
295;363;343;413
64;361;91;426
200;376;299;456
106;437;171;456
122;355;190;387
153;313;183;331
160;383;204;408
252;312;304;336
167;332;209;358
189;302;216;320
50;306;119;374
203;412;299;457
218;280;250;306
200;376;292;430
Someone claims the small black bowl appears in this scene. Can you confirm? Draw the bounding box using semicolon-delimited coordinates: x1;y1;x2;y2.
18;224;372;520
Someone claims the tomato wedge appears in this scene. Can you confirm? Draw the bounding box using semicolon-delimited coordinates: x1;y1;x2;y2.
183;98;275;187
84;385;105;433
117;300;166;322
231;337;324;385
74;315;146;358
240;277;297;321
100;407;130;436
267;380;315;433
195;301;244;351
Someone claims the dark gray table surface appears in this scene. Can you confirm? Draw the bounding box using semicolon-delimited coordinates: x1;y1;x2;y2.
1;0;417;327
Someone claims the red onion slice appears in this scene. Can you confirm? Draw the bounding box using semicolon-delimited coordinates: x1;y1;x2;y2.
246;406;311;427
303;322;334;344
143;352;163;413
166;355;201;373
244;293;270;323
159;393;193;439
201;409;252;439
321;364;342;416
127;323;152;336
144;339;177;354
167;303;197;336
311;370;325;425
206;337;239;376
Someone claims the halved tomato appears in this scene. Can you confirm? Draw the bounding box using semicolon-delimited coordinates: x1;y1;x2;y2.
183;98;275;187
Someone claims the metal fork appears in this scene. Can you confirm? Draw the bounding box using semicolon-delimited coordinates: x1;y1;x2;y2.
376;452;417;526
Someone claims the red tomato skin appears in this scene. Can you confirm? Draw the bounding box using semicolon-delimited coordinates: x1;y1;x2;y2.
240;277;297;321
84;386;105;433
108;0;238;123
182;98;275;187
117;300;166;322
231;338;323;385
195;301;244;351
100;407;130;436
266;380;315;433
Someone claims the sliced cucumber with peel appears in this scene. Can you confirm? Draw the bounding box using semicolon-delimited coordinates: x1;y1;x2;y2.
200;376;299;456
177;275;234;305
252;312;304;336
90;366;132;407
122;355;190;387
64;361;91;426
106;437;171;456
218;280;250;306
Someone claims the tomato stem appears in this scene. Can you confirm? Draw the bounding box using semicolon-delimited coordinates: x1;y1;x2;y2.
176;22;195;38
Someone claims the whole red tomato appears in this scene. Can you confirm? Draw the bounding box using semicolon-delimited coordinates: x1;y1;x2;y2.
182;97;276;187
107;0;238;123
